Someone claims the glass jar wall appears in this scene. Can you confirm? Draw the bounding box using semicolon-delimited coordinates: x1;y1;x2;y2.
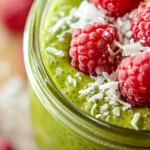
24;0;150;149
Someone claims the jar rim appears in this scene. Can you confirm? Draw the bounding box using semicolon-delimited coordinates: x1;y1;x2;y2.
23;0;150;149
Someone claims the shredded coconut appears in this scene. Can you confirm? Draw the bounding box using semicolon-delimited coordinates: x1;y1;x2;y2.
94;75;106;84
101;104;109;112
48;0;107;34
131;113;141;130
67;75;77;87
122;105;130;111
72;1;106;29
109;99;118;106
96;114;101;118
88;91;104;102
113;107;120;117
115;41;150;56
125;31;132;38
117;99;131;108
46;47;64;57
114;9;137;44
109;72;117;81
74;72;82;80
79;83;98;95
103;111;110;116
79;74;107;95
49;19;65;33
99;82;118;90
102;72;113;82
91;103;97;115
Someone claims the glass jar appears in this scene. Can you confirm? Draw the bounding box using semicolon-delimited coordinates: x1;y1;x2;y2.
24;0;150;150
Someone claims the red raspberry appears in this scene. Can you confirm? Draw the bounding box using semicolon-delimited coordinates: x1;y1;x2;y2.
132;3;150;47
70;22;121;76
0;137;14;150
1;0;34;31
91;0;142;17
117;52;150;107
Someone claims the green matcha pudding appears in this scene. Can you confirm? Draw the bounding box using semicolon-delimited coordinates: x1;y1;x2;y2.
24;0;150;149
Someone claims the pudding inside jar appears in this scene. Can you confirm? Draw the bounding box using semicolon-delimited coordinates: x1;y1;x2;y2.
42;0;150;131
26;0;150;150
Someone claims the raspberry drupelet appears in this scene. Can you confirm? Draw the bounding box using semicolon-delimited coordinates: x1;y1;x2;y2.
117;52;150;107
91;0;142;17
70;21;121;76
132;3;150;47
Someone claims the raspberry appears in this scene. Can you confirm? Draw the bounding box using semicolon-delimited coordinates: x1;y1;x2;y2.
1;0;34;31
70;22;121;76
91;0;142;17
0;137;14;150
132;3;150;47
117;52;150;107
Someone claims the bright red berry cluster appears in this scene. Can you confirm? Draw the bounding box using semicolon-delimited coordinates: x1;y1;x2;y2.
117;52;150;107
132;3;150;46
91;0;142;17
70;22;120;76
119;2;150;106
70;1;150;107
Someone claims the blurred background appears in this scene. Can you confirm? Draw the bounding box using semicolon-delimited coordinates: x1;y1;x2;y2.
0;0;38;149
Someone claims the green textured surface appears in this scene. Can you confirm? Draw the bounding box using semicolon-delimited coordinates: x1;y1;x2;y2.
30;1;150;149
41;0;150;130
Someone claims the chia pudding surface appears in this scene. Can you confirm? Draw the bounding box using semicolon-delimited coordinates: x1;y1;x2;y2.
41;0;150;131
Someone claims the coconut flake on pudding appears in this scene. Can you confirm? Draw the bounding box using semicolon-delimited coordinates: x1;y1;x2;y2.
71;1;107;29
115;41;150;56
67;75;77;87
71;0;150;130
114;9;137;44
131;113;141;130
46;0;150;130
79;72;132;118
46;47;64;57
48;1;107;38
112;107;120;117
